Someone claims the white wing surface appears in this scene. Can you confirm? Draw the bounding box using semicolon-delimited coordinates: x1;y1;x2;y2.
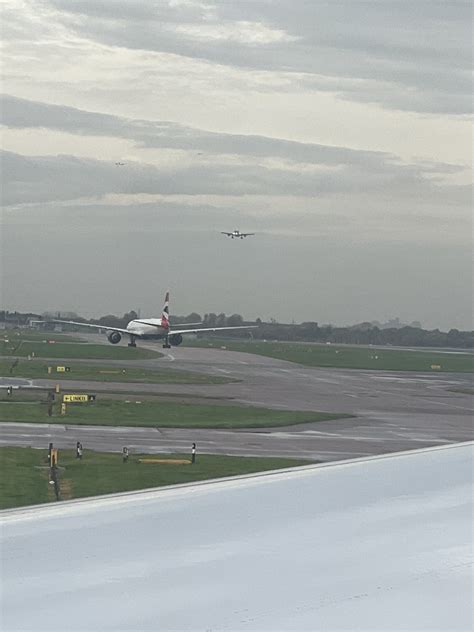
2;444;471;630
169;325;257;335
48;319;132;336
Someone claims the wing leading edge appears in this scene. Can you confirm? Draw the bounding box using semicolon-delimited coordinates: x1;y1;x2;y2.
169;325;257;335
48;320;134;336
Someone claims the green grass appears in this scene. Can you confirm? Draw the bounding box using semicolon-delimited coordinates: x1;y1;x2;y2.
0;398;351;429
0;447;312;509
0;359;233;384
0;340;160;360
186;339;474;372
2;330;86;343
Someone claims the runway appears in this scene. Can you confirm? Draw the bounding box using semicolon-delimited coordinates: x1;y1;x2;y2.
1;342;472;461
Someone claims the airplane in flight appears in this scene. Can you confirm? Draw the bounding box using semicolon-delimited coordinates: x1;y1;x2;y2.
47;292;256;348
115;162;125;166
221;230;255;239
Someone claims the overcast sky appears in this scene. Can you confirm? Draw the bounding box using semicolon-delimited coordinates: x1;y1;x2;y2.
1;0;472;329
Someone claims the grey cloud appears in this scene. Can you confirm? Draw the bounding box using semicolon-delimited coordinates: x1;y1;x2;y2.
1;95;466;181
2;146;468;208
45;0;472;114
1;94;386;166
4;197;469;246
45;0;211;23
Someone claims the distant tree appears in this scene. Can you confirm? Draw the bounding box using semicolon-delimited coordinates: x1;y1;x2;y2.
184;312;202;323
216;313;227;327
122;310;138;322
205;313;217;327
227;314;243;327
97;315;124;328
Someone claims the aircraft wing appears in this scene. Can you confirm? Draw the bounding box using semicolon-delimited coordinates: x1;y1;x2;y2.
241;233;255;237
171;322;203;327
169;325;257;335
48;320;133;336
135;321;201;328
221;232;232;236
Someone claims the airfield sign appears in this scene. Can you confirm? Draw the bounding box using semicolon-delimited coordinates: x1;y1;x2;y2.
63;394;96;403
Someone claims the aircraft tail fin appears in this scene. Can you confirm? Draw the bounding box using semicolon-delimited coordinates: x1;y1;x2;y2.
161;291;170;329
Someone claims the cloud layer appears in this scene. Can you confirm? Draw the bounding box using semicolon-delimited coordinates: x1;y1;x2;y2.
1;1;472;329
2;95;469;208
42;0;473;115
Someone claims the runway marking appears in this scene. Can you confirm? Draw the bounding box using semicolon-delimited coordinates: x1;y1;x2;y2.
420;398;473;412
236;399;293;409
165;354;175;361
296;430;448;444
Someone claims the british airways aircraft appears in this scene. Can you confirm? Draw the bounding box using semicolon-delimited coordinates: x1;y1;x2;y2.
221;230;255;239
50;292;255;348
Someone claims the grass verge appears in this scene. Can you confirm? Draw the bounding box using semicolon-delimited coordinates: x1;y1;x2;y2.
2;330;86;344
0;341;161;360
186;339;474;372
0;447;312;509
0;359;233;384
0;397;351;429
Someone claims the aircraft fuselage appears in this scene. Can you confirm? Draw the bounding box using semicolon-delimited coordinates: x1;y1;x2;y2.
126;319;167;338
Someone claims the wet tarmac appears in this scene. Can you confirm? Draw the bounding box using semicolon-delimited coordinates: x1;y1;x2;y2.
1;342;472;461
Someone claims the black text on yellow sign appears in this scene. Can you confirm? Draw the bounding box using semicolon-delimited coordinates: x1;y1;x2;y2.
63;394;96;403
56;366;71;372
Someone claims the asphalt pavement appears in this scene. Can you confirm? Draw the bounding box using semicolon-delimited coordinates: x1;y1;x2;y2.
1;340;472;461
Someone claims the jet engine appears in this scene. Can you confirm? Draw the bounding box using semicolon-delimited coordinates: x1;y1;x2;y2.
168;333;183;346
107;331;122;344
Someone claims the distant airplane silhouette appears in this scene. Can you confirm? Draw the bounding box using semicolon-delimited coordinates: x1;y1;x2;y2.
221;230;255;240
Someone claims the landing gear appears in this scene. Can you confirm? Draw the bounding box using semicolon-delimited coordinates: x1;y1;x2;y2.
162;335;171;349
128;335;137;348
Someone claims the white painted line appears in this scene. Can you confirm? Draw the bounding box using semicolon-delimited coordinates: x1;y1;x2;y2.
420;398;473;412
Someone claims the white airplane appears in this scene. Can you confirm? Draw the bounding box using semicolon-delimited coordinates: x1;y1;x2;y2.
221;230;255;239
48;292;256;348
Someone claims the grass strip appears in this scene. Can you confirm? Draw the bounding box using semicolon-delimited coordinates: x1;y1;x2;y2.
0;398;352;429
0;447;312;509
186;340;474;372
0;359;233;384
2;331;86;343
0;341;160;360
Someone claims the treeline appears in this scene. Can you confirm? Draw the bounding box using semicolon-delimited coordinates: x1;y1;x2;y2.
243;321;474;349
1;310;472;349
